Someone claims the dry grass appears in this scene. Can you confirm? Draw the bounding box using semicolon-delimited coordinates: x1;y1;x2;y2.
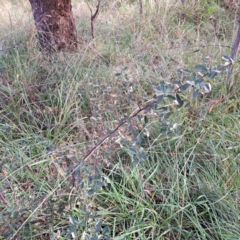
0;0;239;239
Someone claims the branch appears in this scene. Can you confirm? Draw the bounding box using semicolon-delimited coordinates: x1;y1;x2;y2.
230;16;240;60
9;97;157;239
86;0;101;39
81;99;157;163
0;45;25;51
139;0;143;16
174;61;233;92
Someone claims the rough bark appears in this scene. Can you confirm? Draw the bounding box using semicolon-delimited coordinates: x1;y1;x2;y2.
29;0;78;52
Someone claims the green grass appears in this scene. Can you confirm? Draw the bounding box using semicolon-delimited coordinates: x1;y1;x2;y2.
0;0;239;239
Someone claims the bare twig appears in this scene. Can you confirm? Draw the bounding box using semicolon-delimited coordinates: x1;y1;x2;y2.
86;0;101;39
0;45;25;51
139;0;143;16
230;16;240;60
0;191;10;207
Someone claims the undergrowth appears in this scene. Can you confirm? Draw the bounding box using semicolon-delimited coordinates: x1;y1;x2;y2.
0;0;239;239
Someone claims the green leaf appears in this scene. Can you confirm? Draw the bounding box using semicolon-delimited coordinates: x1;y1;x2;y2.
183;69;191;75
166;95;176;100
167;131;174;137
144;116;149;124
171;80;181;84
157;94;163;103
208;71;218;79
193;90;199;98
88;189;95;195
154;89;163;97
133;155;139;165
176;94;183;107
161;123;168;128
85;234;90;240
195;78;204;85
158;106;168;112
191;72;196;81
135;135;142;145
69;215;76;225
195;64;208;73
139;152;147;161
160;123;169;133
160;82;166;92
179;83;190;91
95;220;102;232
201;82;211;93
79;221;87;226
124;73;129;80
153;103;158;110
222;56;232;62
129;148;136;154
163;112;172;120
103;225;110;233
70;226;77;239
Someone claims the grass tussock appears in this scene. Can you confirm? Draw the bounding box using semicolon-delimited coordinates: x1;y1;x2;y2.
0;0;239;239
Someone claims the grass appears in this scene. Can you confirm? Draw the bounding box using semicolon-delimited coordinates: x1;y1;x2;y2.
0;0;239;239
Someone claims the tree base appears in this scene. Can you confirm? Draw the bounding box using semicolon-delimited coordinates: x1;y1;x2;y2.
29;0;78;52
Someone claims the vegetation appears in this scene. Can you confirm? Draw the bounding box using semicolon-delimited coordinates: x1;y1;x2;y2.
0;0;239;239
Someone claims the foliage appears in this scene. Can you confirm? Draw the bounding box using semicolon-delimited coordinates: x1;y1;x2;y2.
0;0;240;239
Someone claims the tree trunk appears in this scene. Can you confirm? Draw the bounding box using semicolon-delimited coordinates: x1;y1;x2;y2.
29;0;78;52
